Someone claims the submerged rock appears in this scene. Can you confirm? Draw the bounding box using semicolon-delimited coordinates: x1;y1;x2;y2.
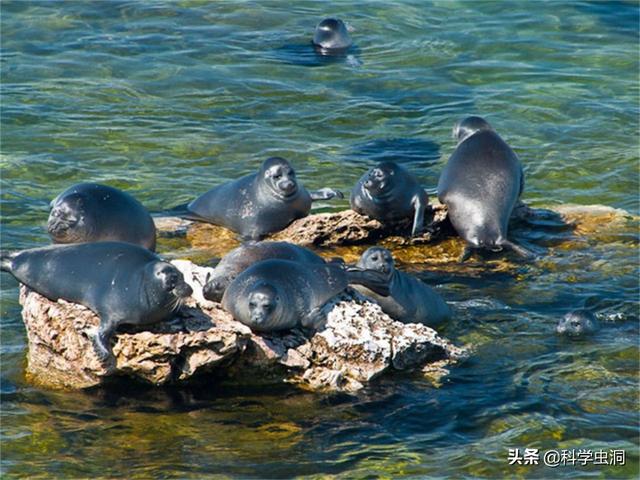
19;260;466;393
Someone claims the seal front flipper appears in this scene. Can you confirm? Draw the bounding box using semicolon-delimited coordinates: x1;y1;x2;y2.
501;240;536;260
301;307;327;330
410;193;427;236
309;188;344;201
458;246;474;263
345;267;390;297
89;315;120;365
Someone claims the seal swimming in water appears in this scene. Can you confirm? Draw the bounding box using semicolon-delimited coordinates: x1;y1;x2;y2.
203;241;326;303
350;161;429;237
1;242;192;362
222;259;389;332
353;247;452;326
312;18;352;54
186;157;343;240
556;310;600;337
437;116;533;261
48;183;157;251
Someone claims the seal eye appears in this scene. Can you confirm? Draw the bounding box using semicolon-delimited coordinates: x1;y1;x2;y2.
371;255;379;262
249;301;257;308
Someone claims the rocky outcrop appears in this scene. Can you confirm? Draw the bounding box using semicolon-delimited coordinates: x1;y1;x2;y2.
19;260;467;393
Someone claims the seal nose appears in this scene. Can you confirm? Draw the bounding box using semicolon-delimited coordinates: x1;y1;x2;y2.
203;281;224;302
280;179;296;194
174;281;193;298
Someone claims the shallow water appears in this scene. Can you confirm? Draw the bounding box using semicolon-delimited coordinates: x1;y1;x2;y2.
1;1;638;478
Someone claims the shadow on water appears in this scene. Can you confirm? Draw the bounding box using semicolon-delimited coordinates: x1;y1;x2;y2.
348;137;441;169
269;43;361;68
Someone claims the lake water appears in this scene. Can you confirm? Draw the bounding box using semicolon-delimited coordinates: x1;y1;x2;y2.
1;1;638;478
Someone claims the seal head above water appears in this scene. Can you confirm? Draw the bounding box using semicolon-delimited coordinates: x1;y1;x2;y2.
312;18;352;53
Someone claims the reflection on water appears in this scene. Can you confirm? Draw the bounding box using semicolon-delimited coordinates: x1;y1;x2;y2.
1;0;638;478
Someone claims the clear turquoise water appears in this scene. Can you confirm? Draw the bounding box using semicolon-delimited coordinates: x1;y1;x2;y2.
1;1;638;478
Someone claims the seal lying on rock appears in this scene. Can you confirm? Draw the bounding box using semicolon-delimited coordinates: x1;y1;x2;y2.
222;259;389;332
437;116;533;261
48;183;157;250
312;18;352;54
556;310;599;337
350;161;429;237
353;247;452;326
187;157;343;240
1;242;192;362
203;241;326;303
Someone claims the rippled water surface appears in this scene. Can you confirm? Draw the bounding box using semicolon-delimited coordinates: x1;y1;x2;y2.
1;1;639;478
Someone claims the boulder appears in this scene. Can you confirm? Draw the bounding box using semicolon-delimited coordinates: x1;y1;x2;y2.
19;260;467;393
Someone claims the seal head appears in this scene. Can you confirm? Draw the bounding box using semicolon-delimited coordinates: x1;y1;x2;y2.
452;115;494;144
313;18;352;53
362;162;397;199
47;183;156;250
259;157;299;200
357;246;394;281
47;193;89;243
556;310;599;337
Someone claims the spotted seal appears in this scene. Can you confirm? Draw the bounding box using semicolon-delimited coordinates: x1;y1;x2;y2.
1;242;192;362
48;183;156;250
203;241;326;303
556;310;600;337
222;259;389;332
354;246;451;326
350;161;429;237
437;116;533;261
187;157;342;240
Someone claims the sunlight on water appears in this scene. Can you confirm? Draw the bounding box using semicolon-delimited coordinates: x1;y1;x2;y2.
1;1;638;478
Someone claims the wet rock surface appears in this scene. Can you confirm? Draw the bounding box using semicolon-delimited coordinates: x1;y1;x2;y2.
19;261;466;393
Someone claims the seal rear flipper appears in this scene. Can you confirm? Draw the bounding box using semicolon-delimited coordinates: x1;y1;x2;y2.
502;240;536;260
345;267;390;297
1;251;17;272
309;188;344;201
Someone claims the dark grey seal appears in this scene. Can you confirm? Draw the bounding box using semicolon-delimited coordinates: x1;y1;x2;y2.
48;183;157;251
222;259;389;332
187;157;342;240
437;116;533;261
203;241;326;303
354;247;452;326
1;242;192;362
350;161;429;236
312;18;352;54
556;310;600;337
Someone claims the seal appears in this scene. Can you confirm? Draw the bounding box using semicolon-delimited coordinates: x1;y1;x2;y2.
1;242;192;362
353;247;452;326
48;183;157;251
556;310;599;337
186;157;343;240
312;18;352;54
350;161;429;236
203;241;326;303
437;116;533;261
222;259;389;332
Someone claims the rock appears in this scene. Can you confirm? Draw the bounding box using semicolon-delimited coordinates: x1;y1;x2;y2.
155;205;451;251
18;261;467;393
